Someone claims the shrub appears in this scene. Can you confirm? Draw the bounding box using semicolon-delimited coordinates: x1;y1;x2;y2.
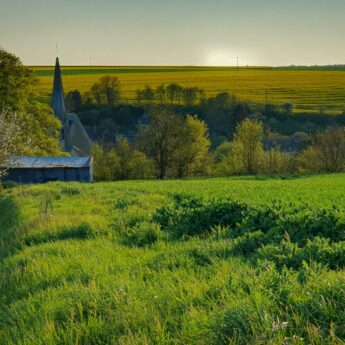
153;196;248;238
154;196;344;244
257;238;345;269
231;231;266;255
125;222;162;247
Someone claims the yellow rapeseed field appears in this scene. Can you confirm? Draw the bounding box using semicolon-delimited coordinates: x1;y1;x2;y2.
33;66;345;112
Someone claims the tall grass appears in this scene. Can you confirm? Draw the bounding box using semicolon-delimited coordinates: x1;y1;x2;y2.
0;175;344;344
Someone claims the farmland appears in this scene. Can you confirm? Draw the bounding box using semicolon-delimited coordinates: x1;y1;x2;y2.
32;66;345;112
0;174;344;344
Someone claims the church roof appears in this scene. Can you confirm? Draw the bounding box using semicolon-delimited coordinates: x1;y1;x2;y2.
6;156;92;169
52;57;66;121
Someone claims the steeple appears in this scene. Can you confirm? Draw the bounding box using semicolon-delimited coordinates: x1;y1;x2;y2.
52;57;65;121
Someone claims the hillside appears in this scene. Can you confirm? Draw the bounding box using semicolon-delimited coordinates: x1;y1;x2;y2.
0;175;344;344
32;67;345;113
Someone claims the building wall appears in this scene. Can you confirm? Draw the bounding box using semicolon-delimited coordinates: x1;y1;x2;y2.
4;167;92;183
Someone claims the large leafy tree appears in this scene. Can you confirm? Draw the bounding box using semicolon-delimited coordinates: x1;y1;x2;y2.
92;140;153;181
298;127;345;173
232;119;264;175
174;115;210;178
0;49;35;111
137;108;183;179
137;109;211;179
0;48;62;159
90;76;120;106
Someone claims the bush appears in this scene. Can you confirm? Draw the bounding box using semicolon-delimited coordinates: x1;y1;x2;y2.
153;196;345;269
153;196;248;238
257;238;345;269
125;222;162;247
231;231;266;255
154;197;344;243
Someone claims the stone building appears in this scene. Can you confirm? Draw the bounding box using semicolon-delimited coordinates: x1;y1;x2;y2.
52;57;92;156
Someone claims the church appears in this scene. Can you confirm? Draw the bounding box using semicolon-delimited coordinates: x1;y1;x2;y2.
52;57;92;156
2;59;93;183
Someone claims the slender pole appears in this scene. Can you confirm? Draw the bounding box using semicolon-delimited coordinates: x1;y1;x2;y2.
266;89;268;104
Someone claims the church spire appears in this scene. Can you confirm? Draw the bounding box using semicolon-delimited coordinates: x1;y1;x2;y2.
52;57;65;121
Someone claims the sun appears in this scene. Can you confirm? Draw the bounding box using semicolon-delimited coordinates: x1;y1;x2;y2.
205;50;238;67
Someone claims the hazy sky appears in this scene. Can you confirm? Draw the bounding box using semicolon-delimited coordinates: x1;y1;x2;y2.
1;0;345;66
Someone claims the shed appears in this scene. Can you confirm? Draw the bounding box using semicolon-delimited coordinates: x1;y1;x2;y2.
3;156;93;183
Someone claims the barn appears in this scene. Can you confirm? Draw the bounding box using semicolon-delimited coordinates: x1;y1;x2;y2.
3;156;93;183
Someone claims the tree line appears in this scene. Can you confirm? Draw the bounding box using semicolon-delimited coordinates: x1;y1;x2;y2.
66;76;345;149
93;110;210;180
92;108;345;181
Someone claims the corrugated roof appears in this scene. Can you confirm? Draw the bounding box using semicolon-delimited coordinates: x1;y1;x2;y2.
6;156;92;169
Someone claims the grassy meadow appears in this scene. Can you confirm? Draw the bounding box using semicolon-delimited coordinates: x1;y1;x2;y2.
32;66;345;112
0;174;345;344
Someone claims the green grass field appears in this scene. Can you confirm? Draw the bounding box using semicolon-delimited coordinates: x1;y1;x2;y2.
32;66;345;112
1;175;344;344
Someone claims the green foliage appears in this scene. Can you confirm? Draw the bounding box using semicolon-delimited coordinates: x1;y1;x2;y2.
0;176;345;344
92;140;154;181
124;222;163;247
137;108;211;179
154;196;345;269
173;115;211;178
0;48;35;111
298;127;345;173
154;197;248;238
232;119;264;174
90;75;120;106
257;238;345;270
0;48;62;157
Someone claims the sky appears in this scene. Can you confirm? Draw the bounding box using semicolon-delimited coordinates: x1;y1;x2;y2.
1;0;345;66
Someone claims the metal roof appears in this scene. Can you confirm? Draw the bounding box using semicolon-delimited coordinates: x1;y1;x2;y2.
7;156;92;169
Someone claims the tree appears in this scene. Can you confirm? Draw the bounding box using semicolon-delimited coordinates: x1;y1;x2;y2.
142;86;155;104
0;48;62;158
136;86;155;105
173;115;210;178
183;87;199;107
92;143;120;181
262;148;295;174
297;146;322;173
215;92;236;110
0;111;24;178
0;48;35;111
232;119;264;174
213;141;242;176
282;102;294;115
166;84;183;105
65;90;82;112
137;108;183;179
114;138;133;179
16;103;62;156
232;102;251;129
90;76;120;106
155;84;167;104
298;127;345;173
92;140;154;181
